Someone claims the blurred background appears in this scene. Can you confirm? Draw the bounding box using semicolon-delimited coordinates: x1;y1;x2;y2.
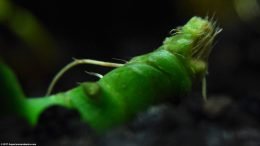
0;0;260;146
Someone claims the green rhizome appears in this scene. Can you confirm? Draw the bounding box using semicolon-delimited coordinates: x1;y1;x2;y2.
0;16;221;133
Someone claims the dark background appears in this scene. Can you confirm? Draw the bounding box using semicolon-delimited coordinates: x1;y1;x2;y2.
1;0;260;146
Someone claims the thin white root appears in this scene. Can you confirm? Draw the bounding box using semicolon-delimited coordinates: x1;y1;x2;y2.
46;58;124;96
85;71;103;79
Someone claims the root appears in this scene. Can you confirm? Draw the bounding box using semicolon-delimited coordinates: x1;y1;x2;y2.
46;58;124;96
202;76;207;101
